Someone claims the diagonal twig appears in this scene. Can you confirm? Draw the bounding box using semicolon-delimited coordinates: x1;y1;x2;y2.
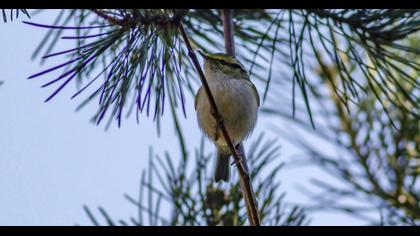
221;8;260;226
178;10;260;226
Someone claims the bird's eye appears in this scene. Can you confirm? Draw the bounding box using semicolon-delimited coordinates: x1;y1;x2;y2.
219;60;245;71
231;64;242;70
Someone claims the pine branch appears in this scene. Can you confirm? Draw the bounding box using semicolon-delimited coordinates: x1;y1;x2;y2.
265;35;420;224
91;9;187;28
1;9;30;23
25;9;196;128
81;133;308;226
26;10;420;129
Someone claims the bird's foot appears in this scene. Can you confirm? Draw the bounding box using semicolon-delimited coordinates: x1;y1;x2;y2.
230;144;243;167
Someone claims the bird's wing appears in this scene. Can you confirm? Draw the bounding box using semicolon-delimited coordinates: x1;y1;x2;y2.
194;87;203;110
246;80;260;107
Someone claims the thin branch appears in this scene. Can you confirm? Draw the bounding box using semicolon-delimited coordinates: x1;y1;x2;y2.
178;19;260;226
91;9;187;28
91;9;126;26
221;9;235;56
221;8;260;226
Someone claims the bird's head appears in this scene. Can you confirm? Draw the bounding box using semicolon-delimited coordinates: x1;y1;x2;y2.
198;50;249;80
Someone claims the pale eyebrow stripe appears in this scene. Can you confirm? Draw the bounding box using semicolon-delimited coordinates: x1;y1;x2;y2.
212;56;247;72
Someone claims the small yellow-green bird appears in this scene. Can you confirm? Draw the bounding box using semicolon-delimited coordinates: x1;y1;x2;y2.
195;51;260;183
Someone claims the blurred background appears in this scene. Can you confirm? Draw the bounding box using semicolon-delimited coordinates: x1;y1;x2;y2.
0;9;418;226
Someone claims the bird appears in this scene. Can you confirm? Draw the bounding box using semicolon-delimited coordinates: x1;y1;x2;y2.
195;51;260;183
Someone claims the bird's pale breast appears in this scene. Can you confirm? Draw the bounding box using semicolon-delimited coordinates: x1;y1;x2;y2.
196;78;258;150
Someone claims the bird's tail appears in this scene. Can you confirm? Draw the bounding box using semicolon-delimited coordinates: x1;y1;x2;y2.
214;149;231;183
214;143;248;183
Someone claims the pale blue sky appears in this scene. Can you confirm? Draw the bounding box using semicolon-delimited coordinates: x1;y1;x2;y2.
0;10;374;226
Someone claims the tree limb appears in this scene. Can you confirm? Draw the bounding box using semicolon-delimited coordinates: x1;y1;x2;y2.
221;9;236;56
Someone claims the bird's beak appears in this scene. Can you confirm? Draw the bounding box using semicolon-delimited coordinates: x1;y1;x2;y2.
197;49;207;59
